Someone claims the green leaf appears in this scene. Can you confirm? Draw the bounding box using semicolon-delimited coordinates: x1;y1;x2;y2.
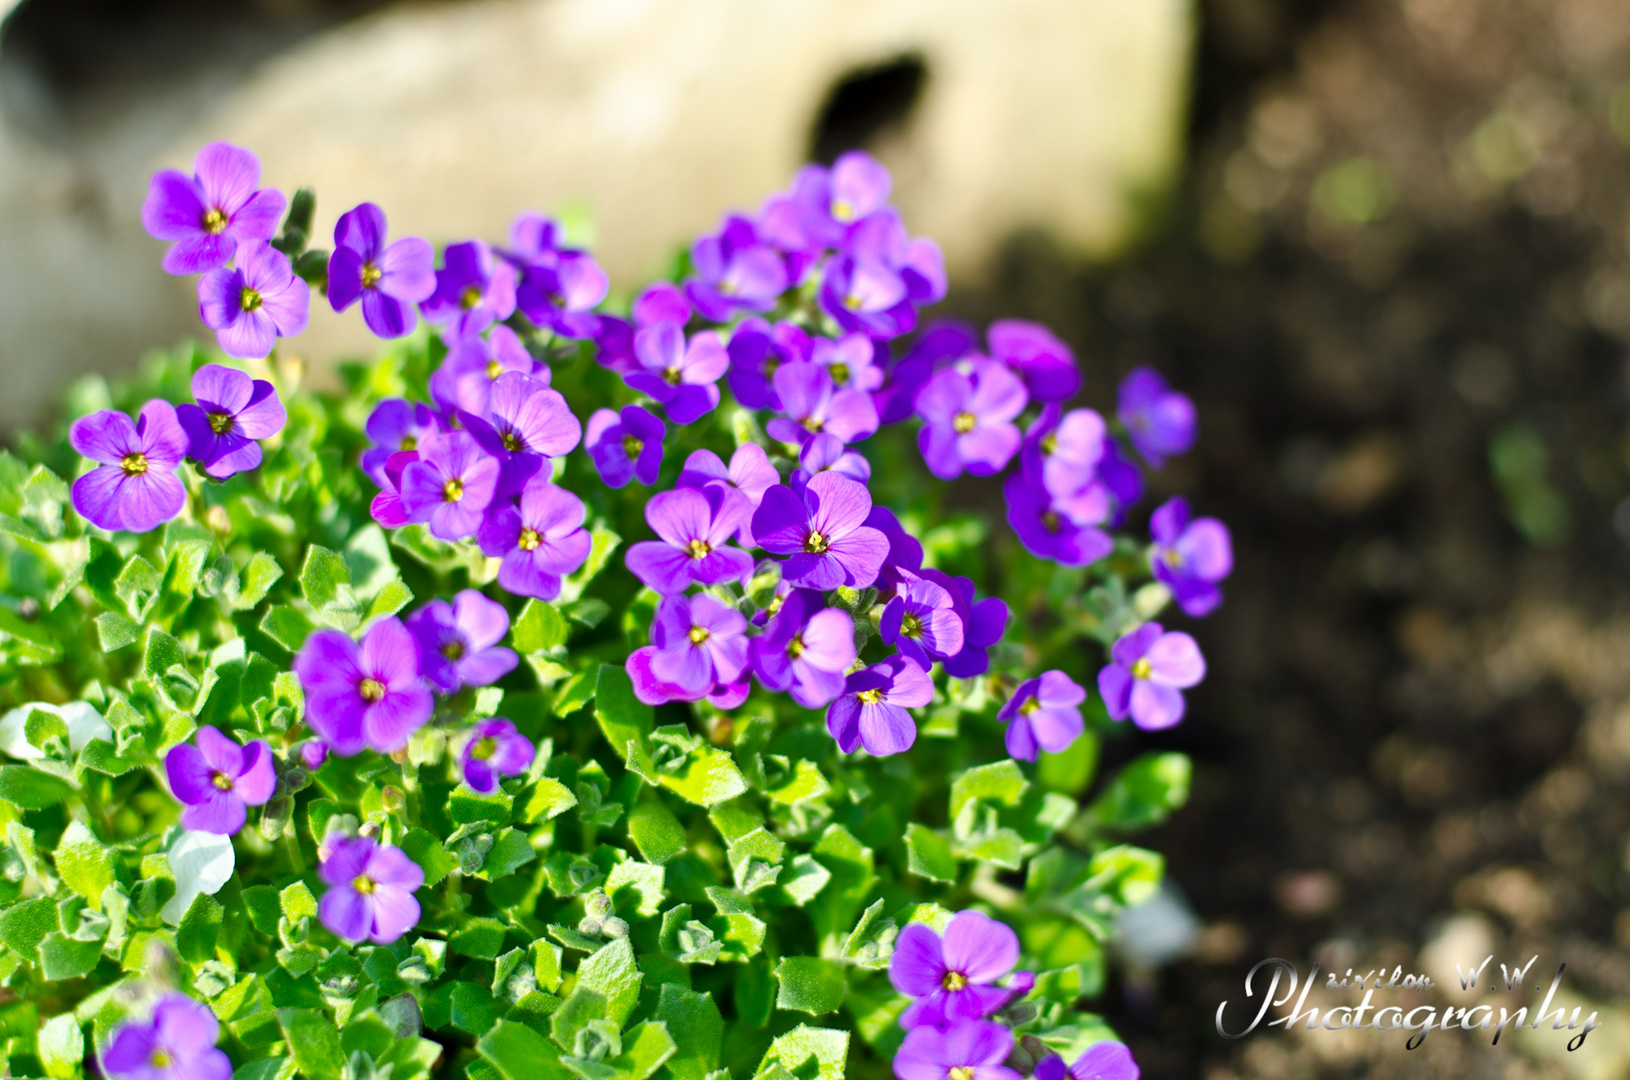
300;545;361;630
757;1026;848;1080
280;881;318;921
605;859;665;918
235;552;285;610
654;985;721;1080
949;760;1029;819
903;824;957;884
277;1009;346;1080
479;1020;567;1080
625;801;685;865
593;664;656;782
40;932;103;980
55;822;115;908
0;896;58;961
1084;752;1191;832
0;764;75;809
244;885;282;935
772;958;845;1015
451;918;509;960
764;760;830;805
514;600;570;654
144;628;200;709
660;749;747;808
366;579;414;620
778;855;831;907
705;887;765;962
473;828;536;881
258;605;316;654
575;938;642;1025
1085;845;1163;908
517;778;579;824
608;1022;677;1080
176;892;223;964
1037;732;1099;795
95;612;139;652
400;828;458;887
38;1013;83;1079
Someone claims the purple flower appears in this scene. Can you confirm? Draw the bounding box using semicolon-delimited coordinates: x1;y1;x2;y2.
405;589;519;695
791;432;870;490
102;994;232;1080
69;402;190;534
369;450;417;529
318;834;423;944
686;215;788;322
789;151;893;246
164;726;276;836
1097;435;1145;518
197;242;310;360
626;594;749;705
875;321;977;426
750;589;856;708
811;333;884;391
430;326;539;416
461;372;582;496
293;618;434;756
914;361;1027;480
892;1021;1021;1080
1149;497;1233;618
677;443;780;546
175;364;286;480
142;142;285;275
938;575;1009;679
1033;1044;1140;1080
625;486;754;595
626;324;729;425
752;472;890;590
592;285;693;377
726;319;809;410
826;656;933;756
633;282;692;327
867;506;925;585
1098;622;1205;731
1117;367;1196;468
764;363;879;446
1022;405;1108;503
421;240;518;339
460;717;534;795
820;211;945;339
478;477;593;599
998;671;1086;760
1004;474;1113;567
880;569;967;670
585;405;665;488
988;319;1080;402
362;399;439;486
299;740;329;770
890;910;1026;1028
508;214;609;338
327;203;436;339
399;430;500;540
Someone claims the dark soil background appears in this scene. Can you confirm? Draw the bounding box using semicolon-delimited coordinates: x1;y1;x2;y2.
952;0;1630;1076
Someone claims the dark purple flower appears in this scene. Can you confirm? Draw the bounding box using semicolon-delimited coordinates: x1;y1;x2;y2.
893;1021;1021;1080
294;618;434;756
399;430;500;541
1117;367;1196;468
421;240;518;339
820;211;945;339
142;142;285;276
677;443;780;546
1149;497;1233;618
430;326;539;416
764;363;879;446
1003;474;1113;567
507;213;609;338
460;371;581;496
686;215;788;322
998;670;1086;760
362;399;439;486
585;405;665;488
164;726;276;835
811;333;884;391
102;994;232;1080
1097;435;1145;520
750;589;856;708
1022;405;1108;502
938;575;1008;679
752;472;889;590
175;363;286;480
1098;622;1205;731
70;401;190;534
915;361;1027;480
826;656;933;756
626;594;749;705
626;324;728;424
478;476;592;599
1033;1044;1140;1080
369;449;417;529
625;486;754;595
327;203;436;339
405;589;519;695
726;319;810;410
890;909;1025;1028
875;321;978;426
880;569;966;670
591;285;693;377
988;319;1080;402
791;432;870;490
866;506;925;585
318;834;423;944
197;241;310;360
460;717;534;795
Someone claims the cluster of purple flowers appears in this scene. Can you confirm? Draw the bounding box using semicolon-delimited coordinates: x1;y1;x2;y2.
889;910;1139;1080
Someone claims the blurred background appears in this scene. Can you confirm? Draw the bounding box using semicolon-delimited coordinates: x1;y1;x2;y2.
6;0;1630;1076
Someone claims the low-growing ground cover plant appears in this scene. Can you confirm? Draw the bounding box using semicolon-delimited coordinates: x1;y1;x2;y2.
0;144;1231;1080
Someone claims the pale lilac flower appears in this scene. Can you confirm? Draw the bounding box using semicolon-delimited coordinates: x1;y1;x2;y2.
508;213;609;338
787;151;893;246
461;371;581;496
294;618;434;756
460;718;534;795
1117;367;1196;468
70;401;190;534
726;319;810;410
880;568;966;670
998;671;1086;760
625;486;754;594
399;430;500;540
626;324;729;425
299;741;329;770
752;472;889;590
421;240;518;339
405;589;519;695
164;726;276;835
915;362;1027;480
687;216;788;322
626;594;749;705
1099;622;1205;730
142;142;285;275
764;363;879;446
176;363;286;479
591;284;693;378
327;203;436;339
1022;405;1109;503
478;477;593;600
889;909;1027;1028
811;333;884;391
197;241;310;360
361;399;439;486
102;994;232;1080
791;432;871;490
988;319;1080;402
1149;497;1233;618
677;443;780;545
318;834;423;944
585;405;665;488
826;656;933;756
820;211;945;339
750;589;856;708
430;325;539;417
1004;474;1113;567
893;1022;1021;1080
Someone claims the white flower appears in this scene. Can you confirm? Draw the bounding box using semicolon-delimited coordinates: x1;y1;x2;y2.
160;830;235;924
0;701;111;760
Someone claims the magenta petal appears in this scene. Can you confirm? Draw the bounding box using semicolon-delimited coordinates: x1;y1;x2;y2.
319;885;374;943
182;793;246;835
165;743;217;804
943;910;1019;982
118;472;187;534
236;740;277;805
889;922;947;996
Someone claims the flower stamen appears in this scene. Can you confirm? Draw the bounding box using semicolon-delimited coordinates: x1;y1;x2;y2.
120;452;149;477
518;528;541;551
359;678;386;702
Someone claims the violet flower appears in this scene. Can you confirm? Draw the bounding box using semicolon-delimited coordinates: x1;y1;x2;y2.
164;726;276;835
398;430;500;541
686;215;788;322
764;363;879;447
826;656;933;756
791;432;871;490
820;211;945;339
430;325;539;416
508;213;609;338
69;401;190;534
938;575;1009;679
867;506;925;586
998;670;1086;760
1098;622;1205;730
626;594;749;706
591;284;693;378
102;994;232;1080
176;363;286;480
1149;497;1233;618
889;909;1027;1028
293;618;434;756
1117;367;1196;468
752;472;889;590
461;371;581;496
369;449;417;529
626;323;728;424
197;241;310;360
791;150;893;245
1022;405;1108;503
421;240;518;339
1033;1045;1140;1080
585;405;665;488
318;834;423;944
677;443;780;546
1004;474;1113;567
726;318;809;410
893;1021;1021;1080
478;476;593;600
625;486;754;595
811;332;884;391
988;319;1080;402
875;321;976;426
460;718;534;795
1097;435;1145;518
405;589;519;695
880;568;967;670
914;361;1027;480
142;141;285;275
327;202;436;339
361;399;438;486
749;589;856;709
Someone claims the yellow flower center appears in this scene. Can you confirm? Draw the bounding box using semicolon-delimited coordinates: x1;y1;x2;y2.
208;411;234;435
622;435;643;460
486;359;504;380
764;357;782;377
843;293;864;311
441;641;465;660
786;635;805;660
461;285;483;309
855;688;884;705
1041;433;1058;455
359;678;386;702
443;478;464;502
804;530;829;554
211;772;234;791
1163;548;1183;567
150;1050;174;1069
502;431;523;452
949;1069;974;1080
801;415;825;433
519;528;541;551
832;198;855;221
1131;658;1153;680
120;452;149;477
900;613;922;638
953;411;977;434
1019;697;1041;715
664;365;684;385
688;626;710;645
353;875;377;895
471;737;497;761
829;362;851;384
399;434;417;451
202;207;227;234
1042;511;1061;533
361;262;383;288
943;970;968;990
240;286;263;313
686;538;712;559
